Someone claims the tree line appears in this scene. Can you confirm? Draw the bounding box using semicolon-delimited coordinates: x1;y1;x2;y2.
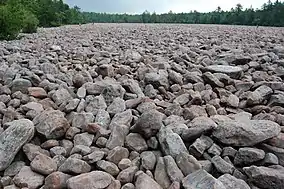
1;0;284;40
0;0;83;40
82;1;284;26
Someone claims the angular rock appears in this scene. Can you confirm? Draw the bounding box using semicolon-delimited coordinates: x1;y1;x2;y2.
158;127;188;159
141;151;156;170
154;157;171;189
176;151;202;176
125;133;148;152
234;147;265;166
117;166;138;184
83;150;105;164
13;166;44;189
97;160;120;176
30;154;57;175
212;156;235;174
182;169;226;189
204;65;243;79
106;146;129;165
28;87;47;98
66;171;113;189
244;165;284;189
135;171;163;189
4;161;25;177
11;79;32;94
188;135;213;158
182;116;217;141
33;110;70;139
164;155;184;183
106;124;129;149
0;119;34;171
212;119;281;146
44;171;71;189
58;158;91;174
218;174;250;189
132;109;164;138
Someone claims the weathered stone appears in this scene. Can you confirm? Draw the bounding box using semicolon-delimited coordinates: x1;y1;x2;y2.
23;143;50;161
176;151;202;176
106;124;129;149
117;166;138;184
182;169;226;189
52;88;72;106
11;79;32;93
141;151;156;170
74;132;94;147
28;87;47;98
158;127;188;159
66;171;113;189
31;154;57;175
218;174;250;189
118;158;132;170
188;135;213;158
71;112;94;129
58;158;91;174
95;109;111;129
109;109;132;130
212;119;281;146
212;156;235;174
13;166;44;189
4;161;25;177
234;147;265;166
125;133;148;152
244;165;284;189
83;150;105;164
154;157;171;189
44;171;71;189
164;155;184;183
107;97;126;115
204;65;243;79
33;110;70;139
121;183;135;189
0;119;34;171
106;146;129;165
132;109;164;138
135;171;163;189
97;160;120;176
182;116;217;141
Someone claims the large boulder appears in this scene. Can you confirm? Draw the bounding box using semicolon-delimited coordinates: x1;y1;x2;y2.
212;119;281;146
218;174;250;189
0;119;34;171
182;170;226;189
33;110;70;139
66;171;114;189
203;65;243;79
135;171;163;189
158;127;188;159
132;109;165;138
244;165;284;189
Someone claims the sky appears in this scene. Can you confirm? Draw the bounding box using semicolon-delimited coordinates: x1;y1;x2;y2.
64;0;269;14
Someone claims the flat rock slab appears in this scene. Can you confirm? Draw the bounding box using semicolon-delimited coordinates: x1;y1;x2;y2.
213;119;281;146
66;171;113;189
182;169;226;189
203;65;243;79
244;165;284;189
0;119;35;171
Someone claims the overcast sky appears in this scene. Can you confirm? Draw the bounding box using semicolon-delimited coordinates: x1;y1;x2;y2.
64;0;269;14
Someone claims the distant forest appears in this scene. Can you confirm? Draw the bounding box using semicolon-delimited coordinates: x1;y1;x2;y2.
1;0;284;40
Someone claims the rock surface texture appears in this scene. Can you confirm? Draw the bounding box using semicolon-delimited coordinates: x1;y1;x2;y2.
0;23;284;189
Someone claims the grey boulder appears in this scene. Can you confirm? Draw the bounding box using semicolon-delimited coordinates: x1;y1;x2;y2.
0;119;34;171
213;119;281;146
